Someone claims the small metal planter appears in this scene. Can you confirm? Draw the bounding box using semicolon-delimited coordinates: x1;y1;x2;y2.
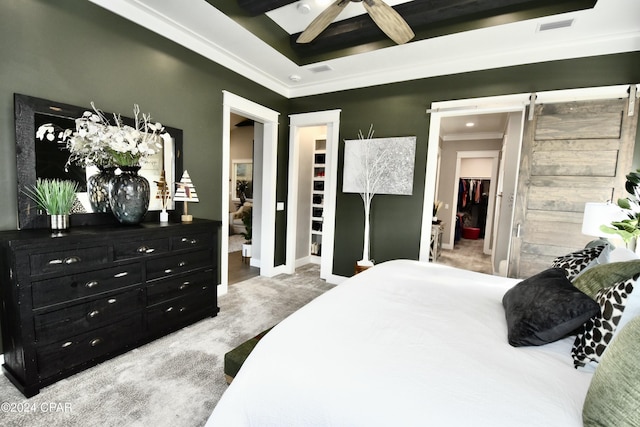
49;214;70;231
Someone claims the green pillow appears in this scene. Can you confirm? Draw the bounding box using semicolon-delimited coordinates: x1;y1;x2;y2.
583;315;640;426
573;260;640;298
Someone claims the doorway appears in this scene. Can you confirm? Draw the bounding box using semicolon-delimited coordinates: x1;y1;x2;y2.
422;84;637;277
228;113;260;284
421;94;529;273
286;110;341;283
220;91;279;296
430;110;521;276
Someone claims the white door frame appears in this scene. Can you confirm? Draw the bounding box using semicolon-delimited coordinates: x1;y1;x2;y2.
286;110;342;284
220;91;280;296
451;151;500;254
420;93;529;262
420;84;635;263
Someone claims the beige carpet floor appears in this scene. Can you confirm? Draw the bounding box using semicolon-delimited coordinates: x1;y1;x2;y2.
436;237;493;274
0;264;333;427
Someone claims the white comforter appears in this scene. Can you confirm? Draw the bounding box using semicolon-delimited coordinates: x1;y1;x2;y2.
207;260;593;426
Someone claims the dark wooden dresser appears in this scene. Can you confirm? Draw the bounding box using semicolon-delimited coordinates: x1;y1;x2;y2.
0;219;220;397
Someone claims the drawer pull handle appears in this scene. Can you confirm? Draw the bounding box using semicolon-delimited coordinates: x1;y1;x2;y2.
61;341;73;348
165;306;174;313
178;261;187;267
164;268;173;274
50;256;81;265
114;272;129;278
181;237;198;245
137;245;155;254
90;338;102;347
108;298;117;304
179;281;190;290
201;285;208;290
179;307;186;313
87;310;100;318
85;280;99;289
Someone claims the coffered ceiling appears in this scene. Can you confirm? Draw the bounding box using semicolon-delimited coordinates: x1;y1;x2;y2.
88;0;640;98
228;0;597;62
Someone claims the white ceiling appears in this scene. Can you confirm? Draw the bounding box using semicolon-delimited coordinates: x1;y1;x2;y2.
440;113;509;141
89;0;639;99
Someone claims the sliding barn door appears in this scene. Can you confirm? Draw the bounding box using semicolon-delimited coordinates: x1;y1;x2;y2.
508;98;638;278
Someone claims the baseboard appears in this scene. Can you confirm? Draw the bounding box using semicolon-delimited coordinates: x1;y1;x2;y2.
325;273;348;285
295;256;312;268
266;264;288;277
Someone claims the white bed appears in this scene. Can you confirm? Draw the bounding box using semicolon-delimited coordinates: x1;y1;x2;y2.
207;260;594;427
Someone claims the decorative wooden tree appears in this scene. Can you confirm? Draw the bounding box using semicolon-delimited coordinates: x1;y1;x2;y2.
343;125;416;267
154;170;171;223
174;170;199;223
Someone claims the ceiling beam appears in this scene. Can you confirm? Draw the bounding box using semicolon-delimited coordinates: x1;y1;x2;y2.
289;0;597;58
236;0;297;16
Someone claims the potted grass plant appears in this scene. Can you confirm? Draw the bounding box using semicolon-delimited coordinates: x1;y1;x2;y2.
24;178;78;230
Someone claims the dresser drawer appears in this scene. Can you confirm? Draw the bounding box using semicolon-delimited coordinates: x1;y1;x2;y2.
34;288;144;344
171;232;212;251
30;245;109;276
147;288;216;336
114;237;170;260
146;250;212;280
37;315;143;379
32;263;142;309
147;268;215;306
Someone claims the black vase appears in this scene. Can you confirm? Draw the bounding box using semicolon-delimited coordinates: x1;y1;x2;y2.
87;166;116;213
108;166;150;225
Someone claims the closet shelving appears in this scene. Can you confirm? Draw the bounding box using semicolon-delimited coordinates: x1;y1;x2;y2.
310;139;326;261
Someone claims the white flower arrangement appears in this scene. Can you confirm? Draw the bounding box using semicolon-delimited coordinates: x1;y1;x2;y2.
37;103;171;168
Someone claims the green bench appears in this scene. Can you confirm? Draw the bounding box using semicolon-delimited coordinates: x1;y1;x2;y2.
224;327;273;384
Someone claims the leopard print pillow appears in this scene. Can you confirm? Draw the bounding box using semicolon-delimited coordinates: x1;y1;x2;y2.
552;246;605;281
572;277;635;371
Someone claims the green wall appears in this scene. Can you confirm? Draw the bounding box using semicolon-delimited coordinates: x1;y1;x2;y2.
290;53;640;276
0;0;290;232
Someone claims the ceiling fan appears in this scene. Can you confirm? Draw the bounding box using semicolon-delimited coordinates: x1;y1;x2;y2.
296;0;415;45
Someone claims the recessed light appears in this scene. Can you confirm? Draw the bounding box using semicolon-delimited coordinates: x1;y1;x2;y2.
465;122;475;127
297;3;311;14
289;74;302;82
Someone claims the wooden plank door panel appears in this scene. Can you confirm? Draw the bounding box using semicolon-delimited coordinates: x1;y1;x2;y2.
509;97;638;278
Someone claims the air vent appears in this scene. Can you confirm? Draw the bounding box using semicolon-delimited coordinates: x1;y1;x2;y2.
538;19;574;32
308;64;333;73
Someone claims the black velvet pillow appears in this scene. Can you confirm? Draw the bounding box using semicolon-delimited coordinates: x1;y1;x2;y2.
502;268;599;347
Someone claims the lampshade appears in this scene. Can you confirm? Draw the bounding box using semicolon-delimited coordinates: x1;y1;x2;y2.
581;202;626;237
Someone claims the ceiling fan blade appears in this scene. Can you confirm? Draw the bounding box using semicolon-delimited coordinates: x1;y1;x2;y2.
297;0;349;43
363;0;415;45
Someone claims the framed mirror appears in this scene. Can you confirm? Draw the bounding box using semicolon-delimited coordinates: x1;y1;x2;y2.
14;93;183;229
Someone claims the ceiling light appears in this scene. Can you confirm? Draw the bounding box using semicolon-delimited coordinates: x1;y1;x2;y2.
289;74;302;82
465;122;475;127
297;3;311;14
